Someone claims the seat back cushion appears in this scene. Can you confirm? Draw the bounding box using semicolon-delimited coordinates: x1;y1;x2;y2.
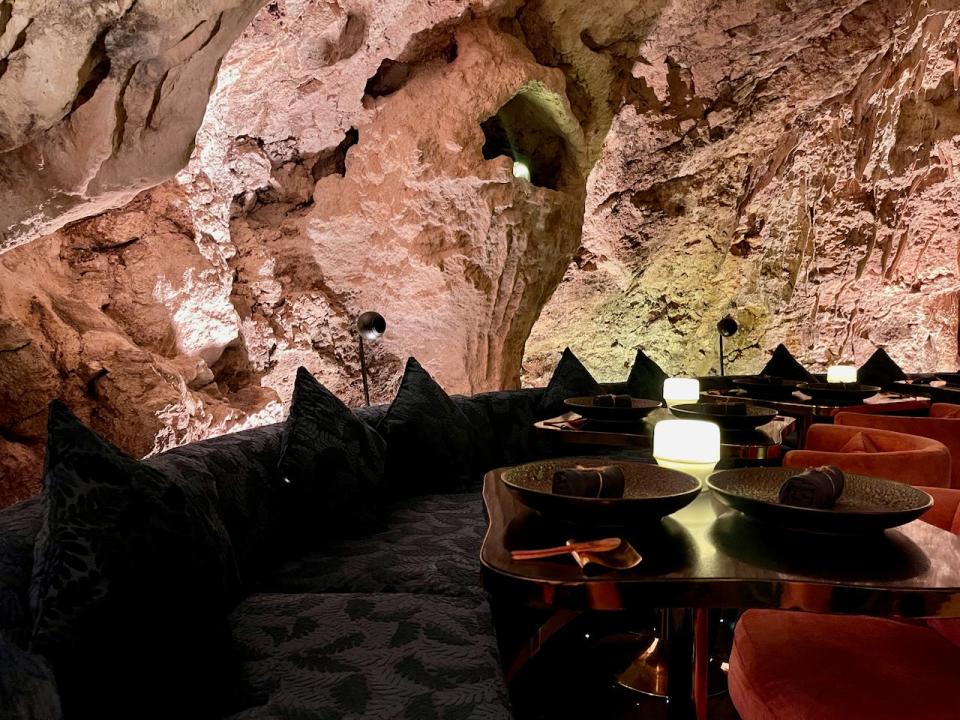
759;343;815;382
0;498;43;648
0;631;62;720
277;367;388;539
145;421;285;582
30;401;242;719
538;347;602;417
858;347;907;390
378;358;483;496
626;349;668;401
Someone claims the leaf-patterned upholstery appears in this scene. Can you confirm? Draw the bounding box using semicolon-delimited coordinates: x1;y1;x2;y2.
226;592;511;720
262;492;487;598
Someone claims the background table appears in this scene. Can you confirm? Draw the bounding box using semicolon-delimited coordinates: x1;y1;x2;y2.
703;390;930;446
481;467;960;719
535;408;796;461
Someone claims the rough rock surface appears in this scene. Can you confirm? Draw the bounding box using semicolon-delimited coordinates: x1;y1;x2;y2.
525;0;960;383
0;0;266;252
3;0;960;500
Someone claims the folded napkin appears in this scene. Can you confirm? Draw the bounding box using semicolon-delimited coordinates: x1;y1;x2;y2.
553;465;625;498
595;394;632;408
777;465;845;508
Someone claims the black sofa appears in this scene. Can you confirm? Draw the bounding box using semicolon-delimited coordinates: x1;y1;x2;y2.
0;384;575;720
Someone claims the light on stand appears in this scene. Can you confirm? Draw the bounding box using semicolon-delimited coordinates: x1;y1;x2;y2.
716;314;738;376
653;419;721;485
663;378;700;408
356;311;386;406
826;365;857;384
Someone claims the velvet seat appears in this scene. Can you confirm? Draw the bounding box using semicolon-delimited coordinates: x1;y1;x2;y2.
835;407;960;488
728;487;960;720
783;424;951;488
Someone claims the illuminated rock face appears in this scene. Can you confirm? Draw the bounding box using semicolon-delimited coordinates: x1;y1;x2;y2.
2;0;960;501
525;0;960;384
0;0;266;252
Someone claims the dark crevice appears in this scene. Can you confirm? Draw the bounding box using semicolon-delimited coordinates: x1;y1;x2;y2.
71;26;112;112
195;12;224;55
112;63;138;153
363;38;457;99
0;1;12;38
0;17;31;82
142;68;170;133
179;19;205;43
312;128;359;180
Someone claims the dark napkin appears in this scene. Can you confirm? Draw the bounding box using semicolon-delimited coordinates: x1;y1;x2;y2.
553;465;625;498
595;394;632;408
778;465;845;508
760;344;815;382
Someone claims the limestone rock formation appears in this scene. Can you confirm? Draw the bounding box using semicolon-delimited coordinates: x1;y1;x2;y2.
525;0;960;383
0;0;266;252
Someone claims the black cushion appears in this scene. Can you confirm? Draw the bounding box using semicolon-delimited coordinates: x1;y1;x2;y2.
858;348;906;389
278;367;388;536
378;358;480;496
759;343;815;381
0;631;62;720
626;349;668;401
539;347;602;417
30;401;241;719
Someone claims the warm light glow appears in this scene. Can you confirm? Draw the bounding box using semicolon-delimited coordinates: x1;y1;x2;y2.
663;377;700;408
826;365;857;383
653;419;721;484
512;160;531;181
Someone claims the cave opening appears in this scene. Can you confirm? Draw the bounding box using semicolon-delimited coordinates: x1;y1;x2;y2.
480;87;573;191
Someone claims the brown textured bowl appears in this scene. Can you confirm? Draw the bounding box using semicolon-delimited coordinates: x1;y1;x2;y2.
707;468;932;534
501;458;700;526
671;402;778;430
564;396;662;422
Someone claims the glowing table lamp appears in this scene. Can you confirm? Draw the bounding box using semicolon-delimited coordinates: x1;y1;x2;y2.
826;365;857;384
663;377;700;408
653;419;721;484
512;160;531;181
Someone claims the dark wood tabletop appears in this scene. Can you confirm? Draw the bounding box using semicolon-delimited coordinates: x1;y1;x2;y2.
481;466;960;618
534;409;795;460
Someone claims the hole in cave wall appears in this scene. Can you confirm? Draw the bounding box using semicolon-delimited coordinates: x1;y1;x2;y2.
480;89;573;191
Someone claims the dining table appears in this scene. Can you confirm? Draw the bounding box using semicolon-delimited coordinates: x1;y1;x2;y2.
480;464;960;720
702;389;931;447
535;408;796;462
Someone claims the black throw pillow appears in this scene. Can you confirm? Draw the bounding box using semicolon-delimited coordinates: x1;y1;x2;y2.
278;367;387;535
626;349;668;401
858;347;906;389
759;343;815;382
378;358;480;495
30;401;241;719
538;347;603;418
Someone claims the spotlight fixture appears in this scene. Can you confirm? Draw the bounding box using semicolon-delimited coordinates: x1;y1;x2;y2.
716;314;738;377
356;311;386;406
512;160;531;181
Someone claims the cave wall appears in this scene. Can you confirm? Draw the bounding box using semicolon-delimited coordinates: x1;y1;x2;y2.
524;0;960;383
0;0;664;501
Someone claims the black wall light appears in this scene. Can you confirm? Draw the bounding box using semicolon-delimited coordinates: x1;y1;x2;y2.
716;314;738;377
357;311;386;406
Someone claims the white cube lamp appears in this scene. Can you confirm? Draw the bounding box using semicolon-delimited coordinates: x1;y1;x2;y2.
663;377;700;408
826;365;857;384
653;419;721;484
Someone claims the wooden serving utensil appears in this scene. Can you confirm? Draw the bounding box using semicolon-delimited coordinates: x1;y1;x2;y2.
570;538;643;570
511;537;622;561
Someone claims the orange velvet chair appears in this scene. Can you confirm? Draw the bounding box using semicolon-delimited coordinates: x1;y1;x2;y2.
783;424;951;488
728;487;960;720
835;407;960;488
